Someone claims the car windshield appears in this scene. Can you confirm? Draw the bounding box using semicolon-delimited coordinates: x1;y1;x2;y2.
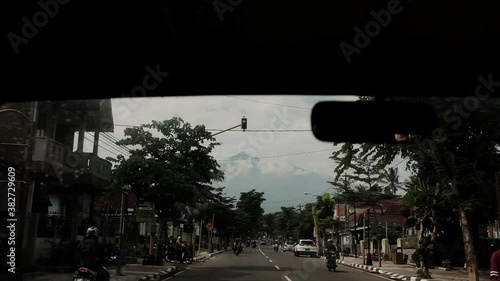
2;95;499;281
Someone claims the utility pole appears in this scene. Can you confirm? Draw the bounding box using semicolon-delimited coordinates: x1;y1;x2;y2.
353;202;357;258
495;172;500;226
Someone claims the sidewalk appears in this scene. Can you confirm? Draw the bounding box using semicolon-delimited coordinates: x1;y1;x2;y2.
23;265;177;281
23;250;225;281
332;254;490;281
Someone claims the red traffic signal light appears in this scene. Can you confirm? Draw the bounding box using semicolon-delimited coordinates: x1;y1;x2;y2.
241;117;247;131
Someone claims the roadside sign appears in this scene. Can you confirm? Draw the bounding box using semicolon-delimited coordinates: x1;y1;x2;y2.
206;223;213;230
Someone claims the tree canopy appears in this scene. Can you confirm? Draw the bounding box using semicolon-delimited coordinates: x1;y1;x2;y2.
107;117;225;220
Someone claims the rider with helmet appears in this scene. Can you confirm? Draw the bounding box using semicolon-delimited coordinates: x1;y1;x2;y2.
326;239;337;259
77;226;110;281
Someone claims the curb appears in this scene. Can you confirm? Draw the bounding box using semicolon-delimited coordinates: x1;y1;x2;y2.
329;258;446;281
136;266;176;281
193;250;225;262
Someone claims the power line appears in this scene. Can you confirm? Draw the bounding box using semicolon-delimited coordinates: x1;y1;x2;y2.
86;132;130;156
100;132;131;153
265;197;315;205
114;125;312;132
114;124;140;127
208;129;311;132
391;157;409;168
218;149;334;161
82;135;120;157
223;95;311;110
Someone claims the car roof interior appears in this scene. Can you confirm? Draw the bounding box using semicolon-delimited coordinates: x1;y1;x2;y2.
5;0;500;103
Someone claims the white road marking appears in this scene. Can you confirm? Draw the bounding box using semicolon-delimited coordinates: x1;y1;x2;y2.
275;265;280;270
284;276;292;281
269;260;273;262
174;270;185;276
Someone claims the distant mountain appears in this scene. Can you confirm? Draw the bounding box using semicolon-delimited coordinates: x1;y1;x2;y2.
218;152;333;213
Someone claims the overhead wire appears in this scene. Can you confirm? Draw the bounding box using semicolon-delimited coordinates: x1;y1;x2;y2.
82;134;120;157
223;95;311;110
218;149;334;161
100;132;131;153
85;132;130;156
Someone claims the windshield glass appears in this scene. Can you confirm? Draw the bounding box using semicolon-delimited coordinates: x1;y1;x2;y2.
1;95;499;281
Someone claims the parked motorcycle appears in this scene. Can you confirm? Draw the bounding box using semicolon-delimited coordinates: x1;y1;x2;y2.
326;251;337;272
73;267;109;281
164;243;193;264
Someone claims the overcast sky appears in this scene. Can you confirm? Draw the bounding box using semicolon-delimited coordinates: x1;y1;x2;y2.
76;95;411;213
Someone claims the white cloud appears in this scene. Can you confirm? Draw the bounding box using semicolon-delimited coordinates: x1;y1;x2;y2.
84;95;411;212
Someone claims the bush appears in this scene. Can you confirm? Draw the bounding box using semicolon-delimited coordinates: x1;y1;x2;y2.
384;254;391;261
411;252;421;263
441;259;452;269
416;269;432;279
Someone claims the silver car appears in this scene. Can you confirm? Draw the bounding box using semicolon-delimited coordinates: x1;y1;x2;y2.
283;241;295;252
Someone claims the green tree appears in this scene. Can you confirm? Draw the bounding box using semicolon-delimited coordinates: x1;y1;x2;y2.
275;207;299;239
294;203;315;240
329;97;500;281
262;213;276;237
381;167;403;195
234;189;266;237
111;117;223;203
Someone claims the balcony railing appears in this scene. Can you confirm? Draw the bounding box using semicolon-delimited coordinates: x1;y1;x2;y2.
32;136;66;168
78;152;112;181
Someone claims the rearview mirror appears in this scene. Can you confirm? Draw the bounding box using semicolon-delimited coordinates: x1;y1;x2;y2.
311;101;438;143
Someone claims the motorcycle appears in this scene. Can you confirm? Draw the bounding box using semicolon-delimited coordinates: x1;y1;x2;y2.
73;267;109;281
273;244;279;252
164;243;193;264
234;244;243;256
252;242;256;248
326;251;337;272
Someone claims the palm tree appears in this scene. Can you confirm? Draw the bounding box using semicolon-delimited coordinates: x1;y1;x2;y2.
381;167;402;195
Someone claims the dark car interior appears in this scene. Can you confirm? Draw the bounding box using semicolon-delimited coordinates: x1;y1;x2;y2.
3;1;500;280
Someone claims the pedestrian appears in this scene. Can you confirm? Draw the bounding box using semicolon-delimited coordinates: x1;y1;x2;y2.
491;247;500;280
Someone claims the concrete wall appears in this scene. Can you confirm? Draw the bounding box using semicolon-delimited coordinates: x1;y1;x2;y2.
397;237;418;248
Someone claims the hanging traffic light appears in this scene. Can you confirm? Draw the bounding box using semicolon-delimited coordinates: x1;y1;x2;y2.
241;117;247;132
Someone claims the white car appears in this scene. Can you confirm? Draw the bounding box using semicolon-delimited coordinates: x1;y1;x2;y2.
293;239;317;257
283;241;295;252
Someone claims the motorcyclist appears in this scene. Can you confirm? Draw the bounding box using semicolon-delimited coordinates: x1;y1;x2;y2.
76;226;110;281
233;238;243;251
175;236;184;260
326;239;337;259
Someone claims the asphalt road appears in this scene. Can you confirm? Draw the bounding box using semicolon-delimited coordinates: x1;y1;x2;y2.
21;245;393;281
172;244;392;281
